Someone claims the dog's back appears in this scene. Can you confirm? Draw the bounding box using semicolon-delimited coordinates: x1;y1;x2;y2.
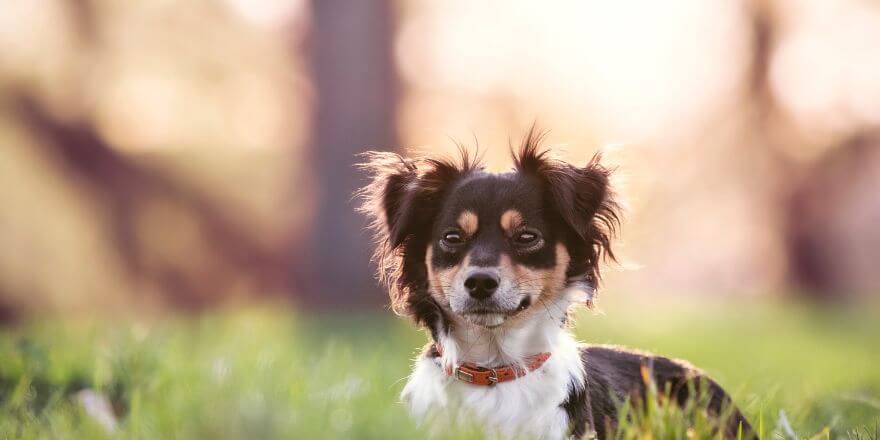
572;345;755;439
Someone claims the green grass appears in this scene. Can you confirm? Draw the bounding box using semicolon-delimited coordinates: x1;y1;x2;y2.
1;298;878;439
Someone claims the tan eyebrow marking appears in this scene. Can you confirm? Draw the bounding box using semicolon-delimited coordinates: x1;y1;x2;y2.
457;210;478;235
500;209;523;234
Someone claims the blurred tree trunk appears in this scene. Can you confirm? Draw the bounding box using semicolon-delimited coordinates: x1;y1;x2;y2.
0;289;20;325
746;0;880;299
784;132;880;299
304;0;398;306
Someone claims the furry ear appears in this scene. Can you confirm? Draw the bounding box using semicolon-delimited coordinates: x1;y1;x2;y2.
357;150;478;317
513;128;621;290
357;152;420;249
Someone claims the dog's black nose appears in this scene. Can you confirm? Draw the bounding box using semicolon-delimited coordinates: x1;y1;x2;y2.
464;272;499;299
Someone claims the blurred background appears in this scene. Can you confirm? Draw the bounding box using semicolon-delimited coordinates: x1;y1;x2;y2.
2;0;880;320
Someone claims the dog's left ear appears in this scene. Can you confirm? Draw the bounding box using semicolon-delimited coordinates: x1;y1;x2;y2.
357;151;472;249
356;152;422;250
357;150;476;317
514;129;621;291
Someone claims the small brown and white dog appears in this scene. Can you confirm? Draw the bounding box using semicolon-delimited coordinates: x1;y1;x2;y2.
358;130;754;439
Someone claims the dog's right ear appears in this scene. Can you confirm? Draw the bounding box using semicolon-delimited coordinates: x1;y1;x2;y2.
513;128;622;300
357;150;476;315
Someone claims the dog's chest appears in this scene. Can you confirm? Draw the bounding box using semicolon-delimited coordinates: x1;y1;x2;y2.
401;354;578;439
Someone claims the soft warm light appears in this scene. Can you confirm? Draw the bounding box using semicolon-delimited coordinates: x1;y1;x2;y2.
397;0;748;145
223;0;306;29
771;0;880;144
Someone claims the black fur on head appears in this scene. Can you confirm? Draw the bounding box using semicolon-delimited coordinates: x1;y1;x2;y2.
357;129;620;335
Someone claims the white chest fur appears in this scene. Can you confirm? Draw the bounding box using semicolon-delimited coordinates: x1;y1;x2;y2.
401;325;585;439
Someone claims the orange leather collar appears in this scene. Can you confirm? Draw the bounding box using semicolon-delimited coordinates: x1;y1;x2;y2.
430;344;552;387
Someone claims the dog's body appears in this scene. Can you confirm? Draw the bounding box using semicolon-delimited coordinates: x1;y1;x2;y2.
359;130;753;439
404;339;748;439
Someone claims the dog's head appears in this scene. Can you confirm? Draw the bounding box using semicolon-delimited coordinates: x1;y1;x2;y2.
358;129;620;336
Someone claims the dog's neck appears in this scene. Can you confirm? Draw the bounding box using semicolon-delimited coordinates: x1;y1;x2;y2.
432;294;577;371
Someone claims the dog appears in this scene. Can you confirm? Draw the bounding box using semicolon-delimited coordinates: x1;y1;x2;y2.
358;129;754;439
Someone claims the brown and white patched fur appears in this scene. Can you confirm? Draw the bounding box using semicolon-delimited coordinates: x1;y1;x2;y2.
357;129;754;439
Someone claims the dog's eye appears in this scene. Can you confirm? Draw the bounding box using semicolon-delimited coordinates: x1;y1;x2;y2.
514;231;540;246
442;231;464;245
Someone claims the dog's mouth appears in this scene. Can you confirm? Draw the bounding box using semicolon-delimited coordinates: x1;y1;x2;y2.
459;297;533;328
461;311;507;328
466;308;508;315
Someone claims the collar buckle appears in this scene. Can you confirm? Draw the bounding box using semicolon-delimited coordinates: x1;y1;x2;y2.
454;367;474;383
487;368;499;386
454;365;499;386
